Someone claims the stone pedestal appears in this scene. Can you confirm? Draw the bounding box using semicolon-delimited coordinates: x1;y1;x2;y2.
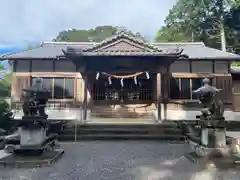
18;127;47;146
214;128;226;148
187;123;230;164
1;116;64;168
201;128;209;146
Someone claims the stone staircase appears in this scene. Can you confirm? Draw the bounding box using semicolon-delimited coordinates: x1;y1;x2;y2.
58;121;187;141
89;104;156;120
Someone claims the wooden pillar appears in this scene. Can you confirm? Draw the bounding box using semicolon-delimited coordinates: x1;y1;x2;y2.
11;73;18;101
83;73;88;121
161;66;170;120
156;73;162;121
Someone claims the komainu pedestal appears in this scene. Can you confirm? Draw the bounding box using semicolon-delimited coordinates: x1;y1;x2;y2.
186;78;231;165
0;78;64;168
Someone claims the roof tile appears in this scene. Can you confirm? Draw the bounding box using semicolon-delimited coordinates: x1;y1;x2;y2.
0;36;239;60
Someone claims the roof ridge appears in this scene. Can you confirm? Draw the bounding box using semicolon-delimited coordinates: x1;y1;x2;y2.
42;41;205;46
152;42;205;46
83;31;164;52
42;41;96;45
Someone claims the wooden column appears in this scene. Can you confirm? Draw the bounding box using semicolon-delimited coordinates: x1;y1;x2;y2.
156;73;162;121
83;73;88;121
161;66;170;120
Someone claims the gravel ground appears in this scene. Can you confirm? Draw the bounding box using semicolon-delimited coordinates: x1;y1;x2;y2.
0;141;239;180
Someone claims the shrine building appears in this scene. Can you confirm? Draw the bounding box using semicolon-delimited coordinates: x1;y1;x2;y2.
1;32;240;122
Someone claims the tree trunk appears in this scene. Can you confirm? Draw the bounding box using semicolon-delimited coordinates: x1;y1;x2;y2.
220;20;227;52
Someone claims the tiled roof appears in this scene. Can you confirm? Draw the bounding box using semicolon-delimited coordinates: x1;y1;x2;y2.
62;31;185;57
0;42;93;59
0;35;239;60
153;42;240;59
83;31;163;52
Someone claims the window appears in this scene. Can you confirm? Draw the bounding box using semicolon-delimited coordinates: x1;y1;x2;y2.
170;77;212;100
170;78;190;99
31;77;75;99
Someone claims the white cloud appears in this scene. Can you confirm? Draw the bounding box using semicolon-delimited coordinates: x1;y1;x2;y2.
0;0;176;45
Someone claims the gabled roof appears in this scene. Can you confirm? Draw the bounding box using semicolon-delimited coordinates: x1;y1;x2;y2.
62;31;184;56
83;31;163;52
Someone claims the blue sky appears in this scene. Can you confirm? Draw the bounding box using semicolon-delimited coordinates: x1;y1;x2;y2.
0;0;177;50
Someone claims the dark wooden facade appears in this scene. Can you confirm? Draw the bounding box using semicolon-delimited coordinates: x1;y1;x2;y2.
2;32;239;120
231;67;240;111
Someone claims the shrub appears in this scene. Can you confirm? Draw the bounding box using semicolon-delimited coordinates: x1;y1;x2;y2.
0;100;16;134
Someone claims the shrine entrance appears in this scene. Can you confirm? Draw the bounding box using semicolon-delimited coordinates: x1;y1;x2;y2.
90;72;153;104
62;31;187;121
87;72;155;120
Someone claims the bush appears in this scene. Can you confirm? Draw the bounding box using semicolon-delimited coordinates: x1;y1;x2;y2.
0;100;16;134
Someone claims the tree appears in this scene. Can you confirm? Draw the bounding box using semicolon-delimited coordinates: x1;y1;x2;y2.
155;25;191;42
0;64;11;97
54;26;145;42
225;4;240;54
155;0;240;53
0;100;15;134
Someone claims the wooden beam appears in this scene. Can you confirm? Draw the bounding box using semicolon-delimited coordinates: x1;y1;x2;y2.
14;72;82;78
172;73;231;78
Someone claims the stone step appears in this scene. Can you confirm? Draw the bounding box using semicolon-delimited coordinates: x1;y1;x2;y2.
178;120;240;131
62;127;183;135
90;114;154;119
64;122;179;129
58;134;187;141
90;105;155;119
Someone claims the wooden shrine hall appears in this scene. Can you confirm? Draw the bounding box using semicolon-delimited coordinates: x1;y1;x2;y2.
1;31;240;121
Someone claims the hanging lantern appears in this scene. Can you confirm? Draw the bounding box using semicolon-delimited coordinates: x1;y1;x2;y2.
108;76;112;85
120;78;124;87
134;76;137;84
145;72;150;79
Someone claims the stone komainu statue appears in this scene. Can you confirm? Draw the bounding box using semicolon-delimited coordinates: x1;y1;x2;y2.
22;78;49;117
193;78;224;121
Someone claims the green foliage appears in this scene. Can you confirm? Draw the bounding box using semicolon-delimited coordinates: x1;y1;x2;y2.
155;25;191;42
155;0;240;54
232;61;240;66
54;26;118;42
0;72;12;97
0;100;15;134
54;26;145;42
225;5;240;54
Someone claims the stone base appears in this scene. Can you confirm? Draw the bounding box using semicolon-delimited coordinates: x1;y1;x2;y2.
185;151;238;170
186;140;240;169
0;149;64;168
189;140;230;157
5;135;58;154
232;153;240;164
